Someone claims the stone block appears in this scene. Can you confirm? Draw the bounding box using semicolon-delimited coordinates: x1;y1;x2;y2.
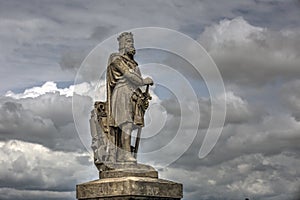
76;176;183;200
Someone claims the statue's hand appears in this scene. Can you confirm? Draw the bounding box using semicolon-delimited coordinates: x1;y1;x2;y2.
143;77;153;85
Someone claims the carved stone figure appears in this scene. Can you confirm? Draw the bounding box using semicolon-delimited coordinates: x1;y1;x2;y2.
90;32;153;166
78;32;183;200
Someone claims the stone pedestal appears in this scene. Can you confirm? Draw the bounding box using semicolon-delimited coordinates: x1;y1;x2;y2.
76;163;183;200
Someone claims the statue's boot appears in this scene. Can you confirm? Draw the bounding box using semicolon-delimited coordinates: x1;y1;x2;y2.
117;149;136;162
122;153;136;163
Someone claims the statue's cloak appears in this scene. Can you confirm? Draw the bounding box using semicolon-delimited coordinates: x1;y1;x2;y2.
106;53;142;128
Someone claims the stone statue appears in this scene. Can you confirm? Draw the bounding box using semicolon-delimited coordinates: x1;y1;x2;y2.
90;32;153;167
78;32;183;200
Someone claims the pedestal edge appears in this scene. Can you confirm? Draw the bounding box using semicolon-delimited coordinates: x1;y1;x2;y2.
76;177;183;199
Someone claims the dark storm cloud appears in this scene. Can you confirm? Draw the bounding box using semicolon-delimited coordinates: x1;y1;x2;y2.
159;91;264;130
161;152;300;200
90;25;117;41
166;102;300;170
1;1;300;200
0;93;85;152
280;80;300;121
138;16;300;199
1;0;300;94
59;50;89;71
154;98;300;199
0;88;98;199
0;140;97;199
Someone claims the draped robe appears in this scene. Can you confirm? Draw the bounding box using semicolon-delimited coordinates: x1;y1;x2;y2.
106;53;144;128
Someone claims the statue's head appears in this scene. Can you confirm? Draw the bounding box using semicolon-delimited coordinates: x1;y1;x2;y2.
117;32;135;57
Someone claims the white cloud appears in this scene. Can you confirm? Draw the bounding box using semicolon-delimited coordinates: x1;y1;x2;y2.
0;140;97;199
0;87;85;152
5;82;73;99
1;0;299;94
218;91;260;124
4;80;108;102
1;2;300;199
200;16;265;48
198;17;300;86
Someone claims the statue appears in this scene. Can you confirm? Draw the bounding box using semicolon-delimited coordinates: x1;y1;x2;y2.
90;32;153;167
78;32;183;200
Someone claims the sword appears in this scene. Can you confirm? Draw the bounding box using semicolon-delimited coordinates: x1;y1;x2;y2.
133;84;151;159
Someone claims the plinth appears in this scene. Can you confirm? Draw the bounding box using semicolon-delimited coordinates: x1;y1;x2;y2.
76;163;183;200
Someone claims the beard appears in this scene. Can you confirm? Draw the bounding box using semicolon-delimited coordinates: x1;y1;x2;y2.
125;47;136;58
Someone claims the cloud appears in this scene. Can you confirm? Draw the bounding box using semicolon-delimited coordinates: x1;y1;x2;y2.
280;80;300;121
160;152;300;200
158;91;261;130
171;112;300;171
0;140;97;200
218;91;264;125
1;1;300;200
134;17;300;198
59;50;89;71
137;90;267;170
0;16;77;94
0;98;83;152
0;188;74;200
5;81;74;99
0;82;91;152
2;0;299;94
198;17;300;86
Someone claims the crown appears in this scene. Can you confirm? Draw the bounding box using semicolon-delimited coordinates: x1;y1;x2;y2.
117;32;133;42
117;32;134;53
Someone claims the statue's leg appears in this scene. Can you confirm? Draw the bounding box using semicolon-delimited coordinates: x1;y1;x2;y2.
121;122;132;152
117;122;136;162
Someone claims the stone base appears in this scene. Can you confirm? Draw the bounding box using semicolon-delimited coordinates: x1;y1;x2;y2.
99;163;158;179
76;177;183;200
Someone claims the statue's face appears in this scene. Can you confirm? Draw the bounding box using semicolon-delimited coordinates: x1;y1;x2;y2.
124;37;136;56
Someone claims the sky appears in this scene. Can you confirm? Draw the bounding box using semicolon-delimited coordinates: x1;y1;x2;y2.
1;0;300;200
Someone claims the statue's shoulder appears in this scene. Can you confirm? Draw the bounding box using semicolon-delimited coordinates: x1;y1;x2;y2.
108;53;123;64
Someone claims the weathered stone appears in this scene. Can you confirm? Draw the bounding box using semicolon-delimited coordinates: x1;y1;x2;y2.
98;163;158;179
76;32;183;200
76;177;183;200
